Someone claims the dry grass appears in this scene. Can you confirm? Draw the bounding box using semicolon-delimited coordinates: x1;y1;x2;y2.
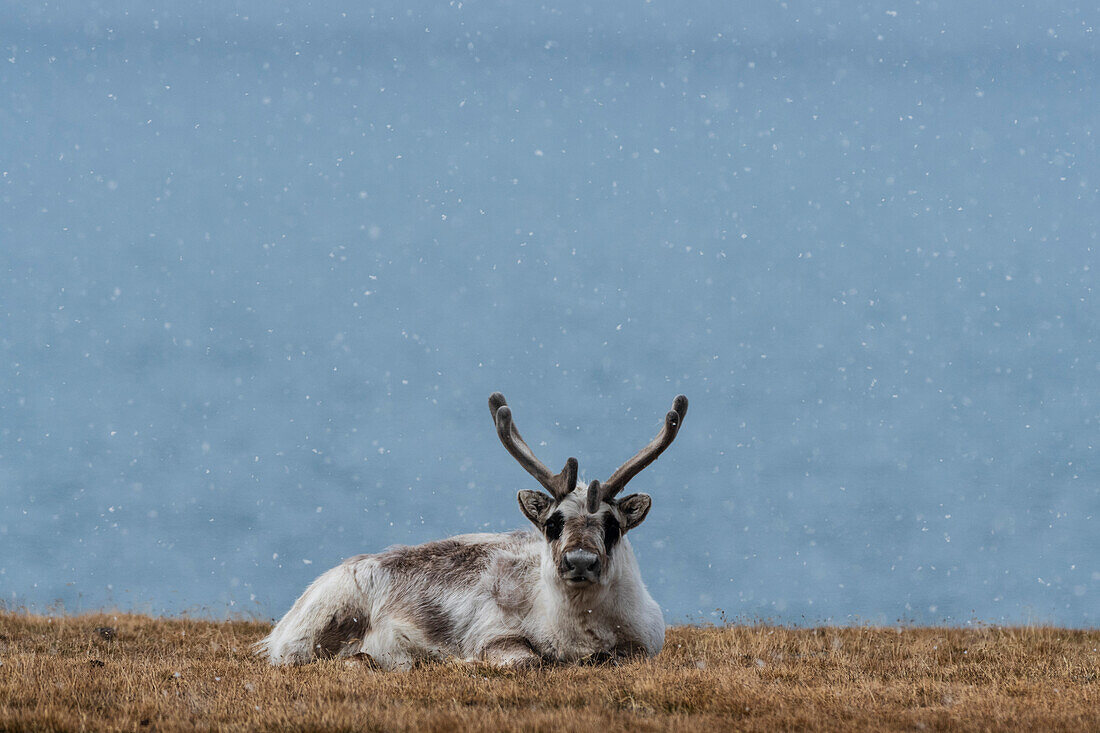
1;612;1097;731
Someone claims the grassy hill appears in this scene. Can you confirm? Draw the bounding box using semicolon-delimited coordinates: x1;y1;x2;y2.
1;612;1097;731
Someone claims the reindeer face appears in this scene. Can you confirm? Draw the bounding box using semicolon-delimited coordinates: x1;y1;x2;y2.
517;485;653;586
490;392;686;587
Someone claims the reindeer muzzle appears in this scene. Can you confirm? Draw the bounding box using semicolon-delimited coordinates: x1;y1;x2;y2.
561;549;601;584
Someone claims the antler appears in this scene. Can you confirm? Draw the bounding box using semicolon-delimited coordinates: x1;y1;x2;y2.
489;393;578;501
586;479;602;513
601;395;688;500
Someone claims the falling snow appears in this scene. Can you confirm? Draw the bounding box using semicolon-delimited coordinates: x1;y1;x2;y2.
0;2;1097;627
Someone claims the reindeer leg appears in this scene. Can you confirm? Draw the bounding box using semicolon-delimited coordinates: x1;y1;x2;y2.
479;636;542;669
356;618;427;671
584;640;649;666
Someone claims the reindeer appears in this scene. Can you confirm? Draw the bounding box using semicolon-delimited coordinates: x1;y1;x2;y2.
256;393;688;669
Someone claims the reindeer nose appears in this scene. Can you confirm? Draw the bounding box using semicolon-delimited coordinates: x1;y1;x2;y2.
563;549;600;577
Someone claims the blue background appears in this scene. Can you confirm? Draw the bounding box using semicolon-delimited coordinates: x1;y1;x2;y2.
2;1;1098;625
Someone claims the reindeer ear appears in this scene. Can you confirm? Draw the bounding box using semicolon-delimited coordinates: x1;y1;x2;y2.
617;493;652;531
517;490;553;526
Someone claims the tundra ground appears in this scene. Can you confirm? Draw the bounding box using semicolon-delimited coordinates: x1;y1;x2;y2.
0;611;1097;731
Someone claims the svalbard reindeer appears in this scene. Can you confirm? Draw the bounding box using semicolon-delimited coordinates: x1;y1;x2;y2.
256;393;688;669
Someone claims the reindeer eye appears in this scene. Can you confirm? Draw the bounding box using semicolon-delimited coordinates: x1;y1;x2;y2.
603;513;621;552
543;512;564;541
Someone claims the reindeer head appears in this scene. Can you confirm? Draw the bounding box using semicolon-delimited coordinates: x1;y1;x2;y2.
488;393;688;588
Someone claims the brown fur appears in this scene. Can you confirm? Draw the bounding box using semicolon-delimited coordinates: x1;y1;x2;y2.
562;515;604;555
377;539;492;583
407;599;458;649
314;613;369;658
